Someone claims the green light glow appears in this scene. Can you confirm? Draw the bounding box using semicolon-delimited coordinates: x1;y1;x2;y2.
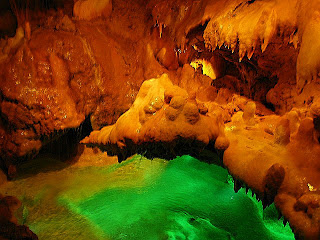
2;154;294;240
59;155;293;240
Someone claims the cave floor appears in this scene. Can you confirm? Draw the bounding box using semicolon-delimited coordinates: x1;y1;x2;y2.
1;149;294;240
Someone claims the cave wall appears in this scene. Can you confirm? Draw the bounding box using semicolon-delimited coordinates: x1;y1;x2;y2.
0;0;320;239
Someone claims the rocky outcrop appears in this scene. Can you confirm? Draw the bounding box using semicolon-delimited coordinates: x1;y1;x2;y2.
0;194;38;240
223;108;320;239
81;74;229;161
1;0;320;238
0;1;153;172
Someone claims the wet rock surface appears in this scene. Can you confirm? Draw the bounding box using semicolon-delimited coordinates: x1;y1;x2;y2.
1;0;320;238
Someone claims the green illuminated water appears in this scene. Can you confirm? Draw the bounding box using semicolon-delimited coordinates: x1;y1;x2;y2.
2;155;294;240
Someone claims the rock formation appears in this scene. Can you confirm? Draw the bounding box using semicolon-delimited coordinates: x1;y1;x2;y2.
81;73;229;161
0;0;320;239
0;194;38;240
0;0;153;174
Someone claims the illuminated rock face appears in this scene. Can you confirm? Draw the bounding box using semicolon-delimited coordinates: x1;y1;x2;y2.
223;111;320;239
73;0;112;20
81;74;229;161
0;2;150;168
149;0;320;113
0;30;90;163
0;0;320;238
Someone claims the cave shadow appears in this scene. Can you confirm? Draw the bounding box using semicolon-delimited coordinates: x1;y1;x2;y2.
12;117;93;181
13;144;84;181
11;116;226;181
94;137;225;170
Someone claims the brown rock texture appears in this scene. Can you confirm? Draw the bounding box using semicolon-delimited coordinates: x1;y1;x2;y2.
0;194;38;240
1;0;320;238
73;0;112;20
0;0;153;169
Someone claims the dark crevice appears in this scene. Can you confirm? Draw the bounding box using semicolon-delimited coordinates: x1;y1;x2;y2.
0;92;37;112
263;102;275;112
1;116;93;180
185;20;209;41
232;0;256;16
40;116;93;161
233;2;245;13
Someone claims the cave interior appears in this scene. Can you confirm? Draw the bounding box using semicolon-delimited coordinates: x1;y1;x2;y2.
0;0;320;239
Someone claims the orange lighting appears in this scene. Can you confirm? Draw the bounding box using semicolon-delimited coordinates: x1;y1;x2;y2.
190;59;216;80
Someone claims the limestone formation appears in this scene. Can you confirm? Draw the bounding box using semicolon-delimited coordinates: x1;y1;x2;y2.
73;0;112;20
81;74;229;161
1;0;320;238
